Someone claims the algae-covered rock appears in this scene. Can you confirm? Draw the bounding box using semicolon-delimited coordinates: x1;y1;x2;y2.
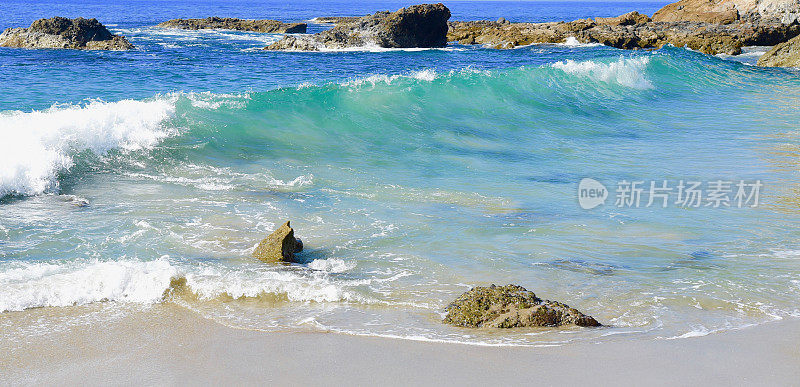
758;33;800;66
443;284;601;328
252;221;304;263
0;17;134;50
157;17;307;33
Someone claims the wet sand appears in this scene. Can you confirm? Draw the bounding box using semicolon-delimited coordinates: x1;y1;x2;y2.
4;304;799;385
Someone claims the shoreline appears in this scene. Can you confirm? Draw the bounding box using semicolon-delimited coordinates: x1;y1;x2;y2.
4;303;799;385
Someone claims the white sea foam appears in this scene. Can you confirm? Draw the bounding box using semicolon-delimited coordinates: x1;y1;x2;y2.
125;163;312;192
561;36;602;47
0;98;177;197
551;56;653;89
308;258;355;273
341;67;489;88
184;264;365;303
0;258;177;312
342;68;438;86
0;257;369;312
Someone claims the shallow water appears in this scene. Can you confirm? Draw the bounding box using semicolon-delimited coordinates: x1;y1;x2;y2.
2;0;800;346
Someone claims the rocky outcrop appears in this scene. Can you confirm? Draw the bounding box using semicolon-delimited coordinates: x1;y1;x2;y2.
311;16;362;24
252;221;304;263
157;17;306;33
266;3;450;51
758;33;800;66
447;16;800;54
595;11;652;26
652;0;800;25
443;284;601;328
0;17;133;50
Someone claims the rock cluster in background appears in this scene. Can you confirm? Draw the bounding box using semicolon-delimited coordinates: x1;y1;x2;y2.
266;3;450;51
158;17;307;33
0;17;134;50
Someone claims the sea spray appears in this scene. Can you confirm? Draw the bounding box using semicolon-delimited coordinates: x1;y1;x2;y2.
0;99;176;197
551;56;654;89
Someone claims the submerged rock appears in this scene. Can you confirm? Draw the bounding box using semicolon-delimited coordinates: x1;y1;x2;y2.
266;3;450;51
0;17;134;50
252;221;304;263
443;284;601;328
157;17;307;33
758;33;800;66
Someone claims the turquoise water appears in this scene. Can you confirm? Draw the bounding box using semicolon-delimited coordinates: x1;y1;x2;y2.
2;0;800;345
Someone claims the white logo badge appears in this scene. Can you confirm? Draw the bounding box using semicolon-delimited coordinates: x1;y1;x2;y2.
578;178;607;209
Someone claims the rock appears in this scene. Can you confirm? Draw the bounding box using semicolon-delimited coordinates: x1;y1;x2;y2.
497;17;510;25
157;17;307;33
266;3;450;51
652;0;800;25
311;16;363;24
443;284;601;328
652;0;740;24
758;33;800;66
447;16;800;54
252;221;304;263
595;11;652;26
0;17;134;50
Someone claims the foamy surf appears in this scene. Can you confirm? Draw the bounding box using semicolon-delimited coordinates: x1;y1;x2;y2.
0;98;177;197
561;36;603;47
0;256;365;312
551;55;654;89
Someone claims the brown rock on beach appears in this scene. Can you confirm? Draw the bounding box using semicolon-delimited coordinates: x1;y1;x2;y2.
252;221;304;263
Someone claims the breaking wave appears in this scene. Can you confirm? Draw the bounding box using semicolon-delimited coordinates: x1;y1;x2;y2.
0;57;663;199
551;56;653;89
0;98;177;197
0;256;365;312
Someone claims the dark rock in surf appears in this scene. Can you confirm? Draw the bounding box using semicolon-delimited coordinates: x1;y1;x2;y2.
252;221;304;263
443;284;601;328
266;3;451;51
0;17;134;50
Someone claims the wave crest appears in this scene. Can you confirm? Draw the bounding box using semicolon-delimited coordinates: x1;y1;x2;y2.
551;56;653;89
0;257;367;312
0;98;177;197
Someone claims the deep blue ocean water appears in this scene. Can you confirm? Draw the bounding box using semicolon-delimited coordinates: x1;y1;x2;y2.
2;0;800;345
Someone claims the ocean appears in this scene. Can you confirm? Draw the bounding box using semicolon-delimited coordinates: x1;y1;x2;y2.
2;0;800;346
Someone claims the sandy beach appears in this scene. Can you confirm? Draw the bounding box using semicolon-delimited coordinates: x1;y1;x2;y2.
4;304;799;385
